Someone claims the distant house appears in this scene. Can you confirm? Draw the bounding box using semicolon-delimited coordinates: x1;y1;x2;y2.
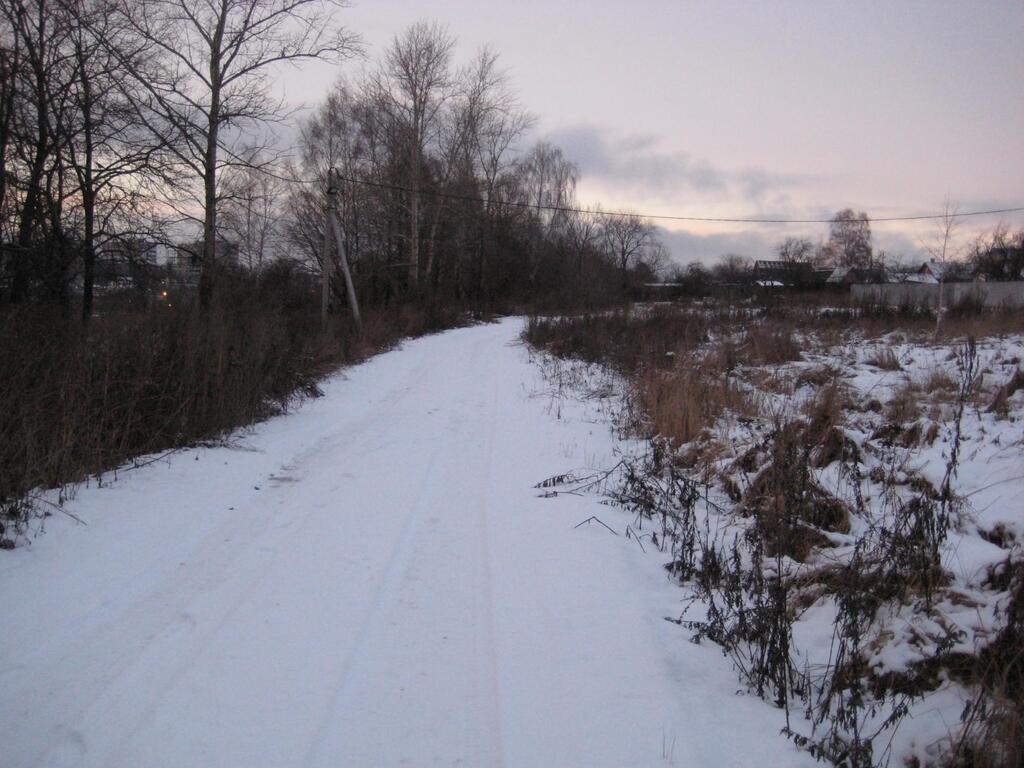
141;242;174;267
813;267;835;284
825;265;887;286
901;271;937;285
90;238;165;294
172;239;240;275
908;260;972;284
752;260;825;288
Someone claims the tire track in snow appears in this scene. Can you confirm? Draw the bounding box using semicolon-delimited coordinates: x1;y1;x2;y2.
300;446;443;768
11;330;462;768
302;329;505;767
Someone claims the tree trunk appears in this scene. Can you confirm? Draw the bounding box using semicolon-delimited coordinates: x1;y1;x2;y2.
81;191;96;322
200;12;227;312
79;44;96;323
408;151;420;291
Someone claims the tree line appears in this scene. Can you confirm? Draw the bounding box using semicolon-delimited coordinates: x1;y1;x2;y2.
667;209;1024;292
280;20;669;310
0;4;668;319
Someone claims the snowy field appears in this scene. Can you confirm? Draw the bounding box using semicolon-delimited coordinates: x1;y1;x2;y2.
527;307;1024;766
0;318;818;768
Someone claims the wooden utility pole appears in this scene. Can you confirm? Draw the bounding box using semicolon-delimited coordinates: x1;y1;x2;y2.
323;169;361;329
321;196;332;323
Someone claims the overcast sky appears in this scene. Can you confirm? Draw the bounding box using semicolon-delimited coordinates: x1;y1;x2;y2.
278;0;1024;265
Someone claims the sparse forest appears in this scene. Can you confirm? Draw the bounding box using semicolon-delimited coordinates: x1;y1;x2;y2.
0;4;667;535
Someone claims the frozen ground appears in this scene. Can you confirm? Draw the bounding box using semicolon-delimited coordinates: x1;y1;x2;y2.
0;318;815;768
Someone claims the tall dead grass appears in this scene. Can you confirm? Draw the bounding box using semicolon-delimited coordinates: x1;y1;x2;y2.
637;365;756;447
525;301;1020;766
525;307;758;448
0;301;464;545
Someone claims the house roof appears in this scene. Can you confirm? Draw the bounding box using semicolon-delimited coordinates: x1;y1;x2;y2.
826;265;887;284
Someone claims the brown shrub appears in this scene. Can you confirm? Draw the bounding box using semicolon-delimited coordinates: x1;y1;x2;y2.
865;346;902;371
795;364;840;389
0;301;463;542
811;426;861;468
950;560;1024;768
524;306;709;373
637;364;757;448
743;325;803;365
887;379;922;423
989;369;1024;418
804;375;851;442
923;367;958;394
742;422;851;561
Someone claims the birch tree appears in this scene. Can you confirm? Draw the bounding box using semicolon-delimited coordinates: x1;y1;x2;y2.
601;210;653;290
373;20;455;291
114;0;359;308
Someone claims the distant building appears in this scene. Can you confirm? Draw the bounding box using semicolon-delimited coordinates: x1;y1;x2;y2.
175;239;239;268
752;260;825;288
825;265;887;286
173;242;203;274
908;260;972;284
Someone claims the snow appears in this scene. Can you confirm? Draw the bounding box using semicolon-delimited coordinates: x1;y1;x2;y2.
615;320;1024;764
0;318;815;768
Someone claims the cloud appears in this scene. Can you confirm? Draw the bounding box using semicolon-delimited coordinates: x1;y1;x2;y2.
545;124;727;200
656;227;776;265
534;123;940;267
656;224;929;268
543;123;819;207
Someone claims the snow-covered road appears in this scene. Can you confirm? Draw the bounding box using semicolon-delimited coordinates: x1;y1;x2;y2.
1;318;812;767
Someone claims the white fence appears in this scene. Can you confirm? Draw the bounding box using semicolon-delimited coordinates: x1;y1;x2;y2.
851;281;1024;309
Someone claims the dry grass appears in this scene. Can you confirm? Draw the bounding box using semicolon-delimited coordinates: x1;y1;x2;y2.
524;306;709;374
743;325;803;365
803;374;851;441
795;364;841;390
525;298;1023;765
949;559;1024;768
922;367;958;394
989;369;1024;417
741;421;851;561
887;378;923;423
865;346;902;371
0;300;465;544
637;364;757;448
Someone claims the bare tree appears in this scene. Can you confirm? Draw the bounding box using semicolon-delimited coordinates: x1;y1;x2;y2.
775;235;814;264
64;0;172;320
0;8;20;232
824;208;872;268
113;0;359;308
925;198;959;335
971;223;1024;281
638;239;670;280
423;45;508;288
220;147;285;274
565;204;602;279
373;20;455;291
518;140;576;286
713;252;752;284
474;99;531;301
600;210;653;291
1;0;77;302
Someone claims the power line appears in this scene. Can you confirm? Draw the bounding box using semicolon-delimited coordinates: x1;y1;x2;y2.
267;166;1024;225
331;173;1024;225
